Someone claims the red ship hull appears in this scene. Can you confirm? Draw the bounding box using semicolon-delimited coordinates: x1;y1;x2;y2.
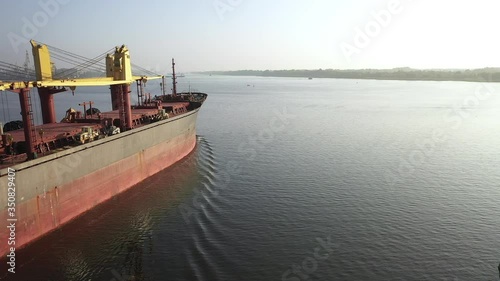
0;109;199;256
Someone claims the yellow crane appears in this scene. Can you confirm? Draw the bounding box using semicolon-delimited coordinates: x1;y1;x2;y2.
0;40;163;159
0;40;161;91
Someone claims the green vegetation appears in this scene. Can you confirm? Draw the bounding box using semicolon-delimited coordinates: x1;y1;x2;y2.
204;68;500;82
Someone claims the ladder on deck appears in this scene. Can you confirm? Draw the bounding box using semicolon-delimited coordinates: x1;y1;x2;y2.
118;86;126;131
26;89;37;151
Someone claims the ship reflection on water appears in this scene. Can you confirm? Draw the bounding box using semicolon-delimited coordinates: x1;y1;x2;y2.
108;211;153;281
5;77;499;280
1;137;207;281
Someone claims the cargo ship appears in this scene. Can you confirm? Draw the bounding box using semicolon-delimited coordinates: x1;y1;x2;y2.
0;41;206;256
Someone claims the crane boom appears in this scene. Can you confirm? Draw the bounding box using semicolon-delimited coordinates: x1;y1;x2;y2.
0;41;162;92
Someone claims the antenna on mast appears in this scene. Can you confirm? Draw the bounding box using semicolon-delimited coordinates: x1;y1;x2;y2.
172;58;177;96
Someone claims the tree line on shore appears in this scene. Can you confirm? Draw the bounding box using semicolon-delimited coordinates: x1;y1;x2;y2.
204;68;500;82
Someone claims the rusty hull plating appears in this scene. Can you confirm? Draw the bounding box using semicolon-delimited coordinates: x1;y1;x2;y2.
0;42;207;256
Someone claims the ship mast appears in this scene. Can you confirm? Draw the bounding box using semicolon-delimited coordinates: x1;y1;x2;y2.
171;58;177;96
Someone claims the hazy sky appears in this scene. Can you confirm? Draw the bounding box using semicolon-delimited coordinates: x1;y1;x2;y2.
1;0;499;73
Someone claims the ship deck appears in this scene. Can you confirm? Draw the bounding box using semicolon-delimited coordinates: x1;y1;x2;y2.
0;102;191;167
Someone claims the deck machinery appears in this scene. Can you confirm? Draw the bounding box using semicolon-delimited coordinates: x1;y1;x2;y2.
0;41;207;257
0;40;188;162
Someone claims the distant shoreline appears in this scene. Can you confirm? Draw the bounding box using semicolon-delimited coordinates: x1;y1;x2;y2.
201;69;500;83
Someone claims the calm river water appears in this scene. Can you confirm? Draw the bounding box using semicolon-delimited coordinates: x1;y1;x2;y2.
1;75;500;280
